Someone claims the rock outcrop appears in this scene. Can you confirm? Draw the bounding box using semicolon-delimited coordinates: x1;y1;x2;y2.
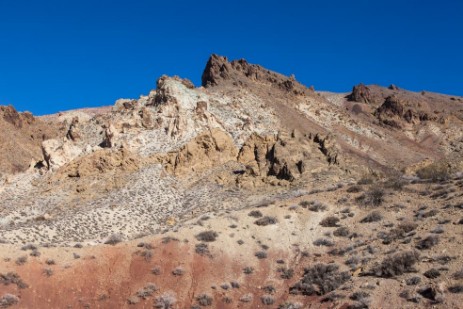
0;105;60;174
347;83;373;104
201;54;313;96
159;129;238;176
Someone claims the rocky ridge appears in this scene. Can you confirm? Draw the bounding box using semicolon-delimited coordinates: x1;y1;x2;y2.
0;55;462;308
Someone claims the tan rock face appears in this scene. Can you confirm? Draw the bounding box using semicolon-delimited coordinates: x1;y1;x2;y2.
42;139;82;171
160;129;238;176
0;105;60;174
62;148;142;178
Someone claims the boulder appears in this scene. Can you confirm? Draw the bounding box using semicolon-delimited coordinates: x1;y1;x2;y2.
347;83;372;104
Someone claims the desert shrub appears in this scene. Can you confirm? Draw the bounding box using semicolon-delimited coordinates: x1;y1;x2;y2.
0;272;28;289
230;281;240;288
263;285;276;294
278;302;303;309
154;292;177;308
261;295;275;305
347;185;363;193
43;268;53;277
222;297;232;304
363;186;385;206
320;216;340;227
137;242;153;249
243;267;254;274
360;211;382;223
452;269;463;280
21;244;37;251
278;267;294;279
172;267;184;276
254;216;278;226
161;236;179;244
308;201;327;212
448;285;463;294
220;283;230;290
196;294;212;306
350;291;370;301
431;226;444;234
313;238;334;247
434;255;451;265
371;251;419;278
127;295;140;304
195;231;218;242
195;243;210;256
290;263;350;296
139;250;152;262
151;266;161;275
237;239;244;245
416;163;451;182
255;251;267;259
358;175;374;185
423;268;440;279
381;222;417;244
45;258;55;265
333;227;350;237
104;233;123;245
136;283;157;299
384;176;406;191
416;235;439;250
406;276;421;285
15;256;27;266
248;210;263;218
30;250;41;257
239;294;253;302
0;294;19;307
345;256;361;270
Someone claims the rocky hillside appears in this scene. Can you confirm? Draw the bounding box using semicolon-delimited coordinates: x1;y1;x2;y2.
0;55;462;308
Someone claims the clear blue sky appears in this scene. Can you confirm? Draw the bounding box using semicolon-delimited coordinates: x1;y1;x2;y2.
0;0;462;115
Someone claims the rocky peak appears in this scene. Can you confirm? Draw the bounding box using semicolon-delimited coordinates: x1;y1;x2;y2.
0;105;35;128
201;54;314;96
347;83;372;104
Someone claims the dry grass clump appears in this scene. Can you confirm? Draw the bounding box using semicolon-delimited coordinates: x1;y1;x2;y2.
254;216;278;226
195;243;210;256
360;211;382;223
416;163;451;182
290;263;350;296
423;268;440;279
0;294;19;307
448;285;463;294
154;292;176;308
136;283;157;299
196;294;213;306
104;233;123;245
255;251;268;259
15;256;27;266
320;216;340;227
248;210;263;218
333;227;350;237
243;266;254;274
195;231;218;242
370;251;419;278
0;272;28;289
278;302;303;309
415;235;439;250
313;238;335;247
356;185;386;207
261;294;275;305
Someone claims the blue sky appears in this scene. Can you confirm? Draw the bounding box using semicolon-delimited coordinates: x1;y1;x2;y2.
0;0;462;115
